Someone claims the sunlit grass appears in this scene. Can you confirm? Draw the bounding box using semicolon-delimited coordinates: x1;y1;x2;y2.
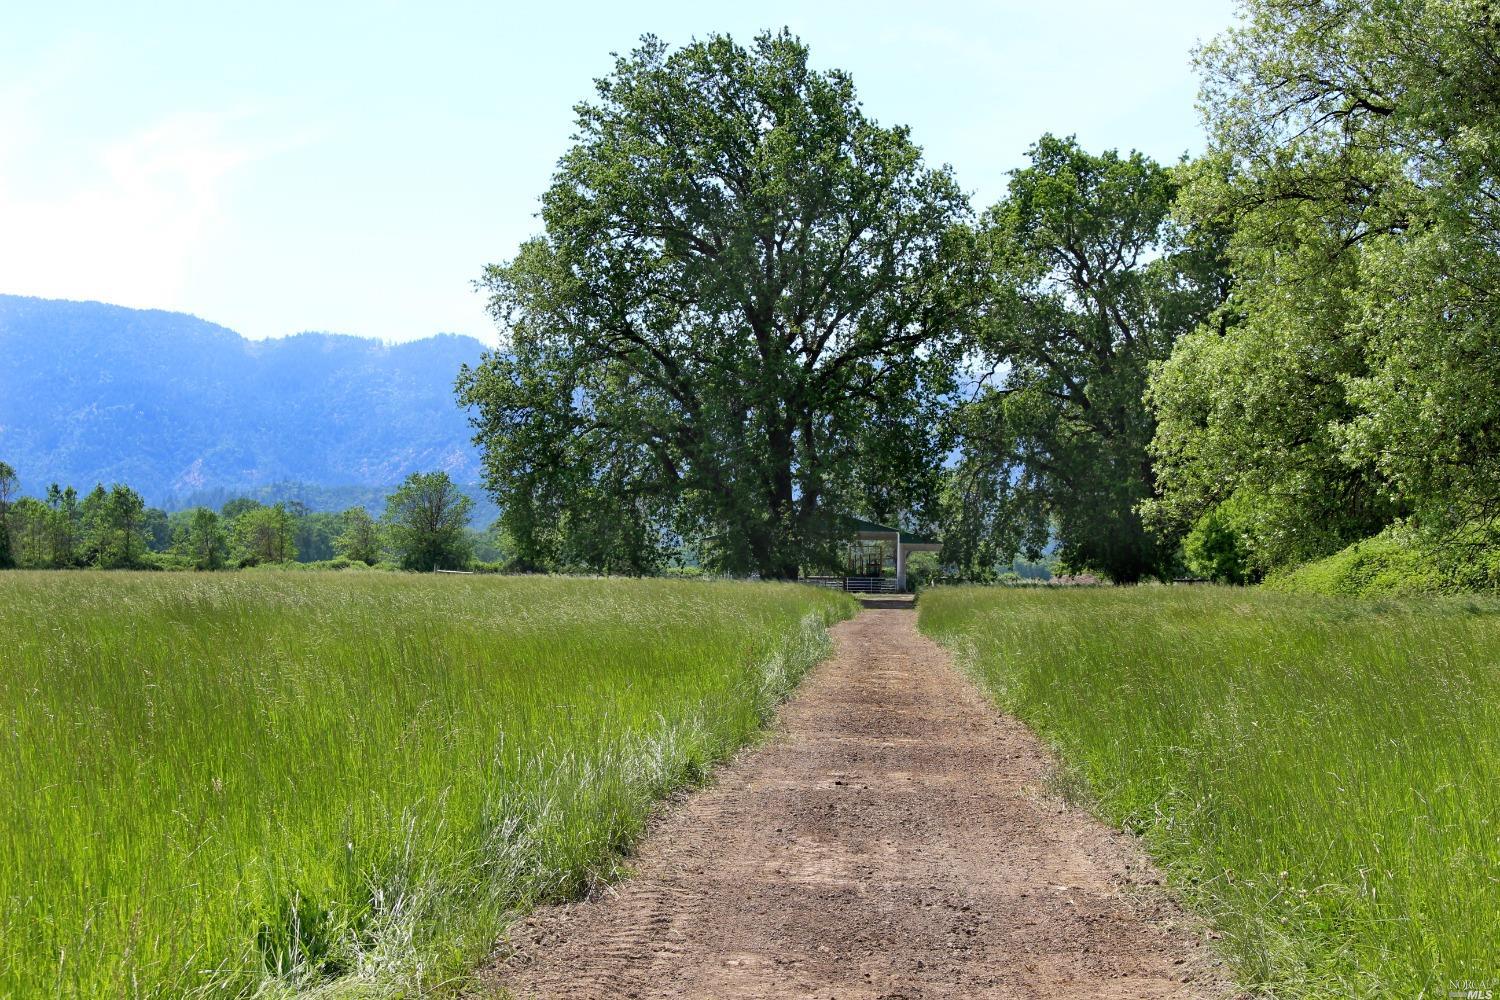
919;586;1499;998
0;571;853;998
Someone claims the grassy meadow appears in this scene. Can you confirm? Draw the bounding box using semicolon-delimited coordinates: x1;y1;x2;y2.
919;586;1499;997
0;571;853;998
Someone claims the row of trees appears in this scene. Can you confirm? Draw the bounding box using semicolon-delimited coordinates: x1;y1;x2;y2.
455;31;1224;582
1142;0;1500;586
0;465;478;573
9;8;1488;586
0;465;157;570
461;9;1500;585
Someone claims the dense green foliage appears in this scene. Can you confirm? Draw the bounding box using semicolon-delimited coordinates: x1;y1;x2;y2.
381;471;475;571
0;462;505;573
1265;526;1500;598
944;136;1227;582
233;503;299;565
5;481;157;569
0;462;15;569
458;31;973;579
334;506;382;565
920;587;1499;996
0;295;484;503
174;482;499;530
1147;0;1500;581
181;506;231;570
1263;531;1441;598
1180;497;1256;584
0;572;852;997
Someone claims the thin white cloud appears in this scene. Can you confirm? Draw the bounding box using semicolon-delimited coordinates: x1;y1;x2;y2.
0;109;279;310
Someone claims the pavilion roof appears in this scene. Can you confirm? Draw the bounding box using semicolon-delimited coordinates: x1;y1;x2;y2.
843;516;941;547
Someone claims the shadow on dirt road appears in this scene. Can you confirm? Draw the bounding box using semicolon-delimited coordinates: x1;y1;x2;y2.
857;596;915;610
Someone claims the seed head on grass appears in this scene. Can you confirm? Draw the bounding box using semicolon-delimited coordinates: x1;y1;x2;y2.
0;571;854;998
919;586;1500;997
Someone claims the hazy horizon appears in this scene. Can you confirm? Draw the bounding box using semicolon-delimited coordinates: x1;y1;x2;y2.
0;290;489;347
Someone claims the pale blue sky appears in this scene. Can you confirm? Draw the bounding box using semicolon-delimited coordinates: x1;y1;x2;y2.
0;1;1238;344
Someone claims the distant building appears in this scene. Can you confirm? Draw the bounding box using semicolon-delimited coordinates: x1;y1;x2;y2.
806;517;942;593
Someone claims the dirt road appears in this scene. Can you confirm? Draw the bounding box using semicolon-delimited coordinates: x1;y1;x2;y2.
485;597;1229;999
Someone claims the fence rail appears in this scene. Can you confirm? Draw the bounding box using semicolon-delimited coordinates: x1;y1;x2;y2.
801;576;899;594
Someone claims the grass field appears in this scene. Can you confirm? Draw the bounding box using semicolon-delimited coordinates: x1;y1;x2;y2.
919;586;1499;998
0;572;853;998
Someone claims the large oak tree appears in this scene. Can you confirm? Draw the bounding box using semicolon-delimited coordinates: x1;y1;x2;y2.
945;136;1226;583
457;32;976;578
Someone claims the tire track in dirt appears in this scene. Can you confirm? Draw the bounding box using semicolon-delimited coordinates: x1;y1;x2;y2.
483;597;1233;999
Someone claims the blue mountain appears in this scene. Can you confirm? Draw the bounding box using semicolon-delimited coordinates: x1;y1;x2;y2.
0;295;487;506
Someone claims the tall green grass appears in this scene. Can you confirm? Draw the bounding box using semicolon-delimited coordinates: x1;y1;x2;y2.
0;572;852;998
920;586;1499;997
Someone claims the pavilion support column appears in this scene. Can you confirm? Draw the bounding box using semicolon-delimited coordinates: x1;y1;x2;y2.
896;537;907;592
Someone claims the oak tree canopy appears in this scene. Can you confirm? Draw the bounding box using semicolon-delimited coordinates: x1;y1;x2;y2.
458;31;976;578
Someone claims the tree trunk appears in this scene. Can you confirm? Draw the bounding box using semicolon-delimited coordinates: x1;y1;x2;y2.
759;420;801;581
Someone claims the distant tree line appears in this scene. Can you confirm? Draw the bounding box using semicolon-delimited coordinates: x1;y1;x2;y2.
460;10;1500;588
0;464;484;573
9;9;1494;588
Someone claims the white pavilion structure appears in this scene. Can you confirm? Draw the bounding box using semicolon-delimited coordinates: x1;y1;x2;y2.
806;517;942;593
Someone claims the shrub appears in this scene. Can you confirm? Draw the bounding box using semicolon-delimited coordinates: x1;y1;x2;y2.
1266;530;1443;597
1182;504;1256;584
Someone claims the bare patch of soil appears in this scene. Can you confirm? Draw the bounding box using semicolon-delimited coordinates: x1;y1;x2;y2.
482;597;1232;999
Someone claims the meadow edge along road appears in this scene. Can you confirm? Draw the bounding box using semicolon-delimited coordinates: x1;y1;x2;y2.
487;597;1231;999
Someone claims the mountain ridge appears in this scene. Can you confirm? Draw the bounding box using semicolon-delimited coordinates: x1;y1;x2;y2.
0;294;489;506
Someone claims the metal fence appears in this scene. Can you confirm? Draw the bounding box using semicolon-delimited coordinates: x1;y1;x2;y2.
802;576;900;594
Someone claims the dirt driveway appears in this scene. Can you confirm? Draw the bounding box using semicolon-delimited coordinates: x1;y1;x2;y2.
484;597;1230;999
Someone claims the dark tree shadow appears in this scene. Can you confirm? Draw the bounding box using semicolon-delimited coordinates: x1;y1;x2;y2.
858;597;916;610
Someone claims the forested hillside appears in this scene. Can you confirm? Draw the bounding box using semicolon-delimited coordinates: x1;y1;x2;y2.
0;295;484;504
